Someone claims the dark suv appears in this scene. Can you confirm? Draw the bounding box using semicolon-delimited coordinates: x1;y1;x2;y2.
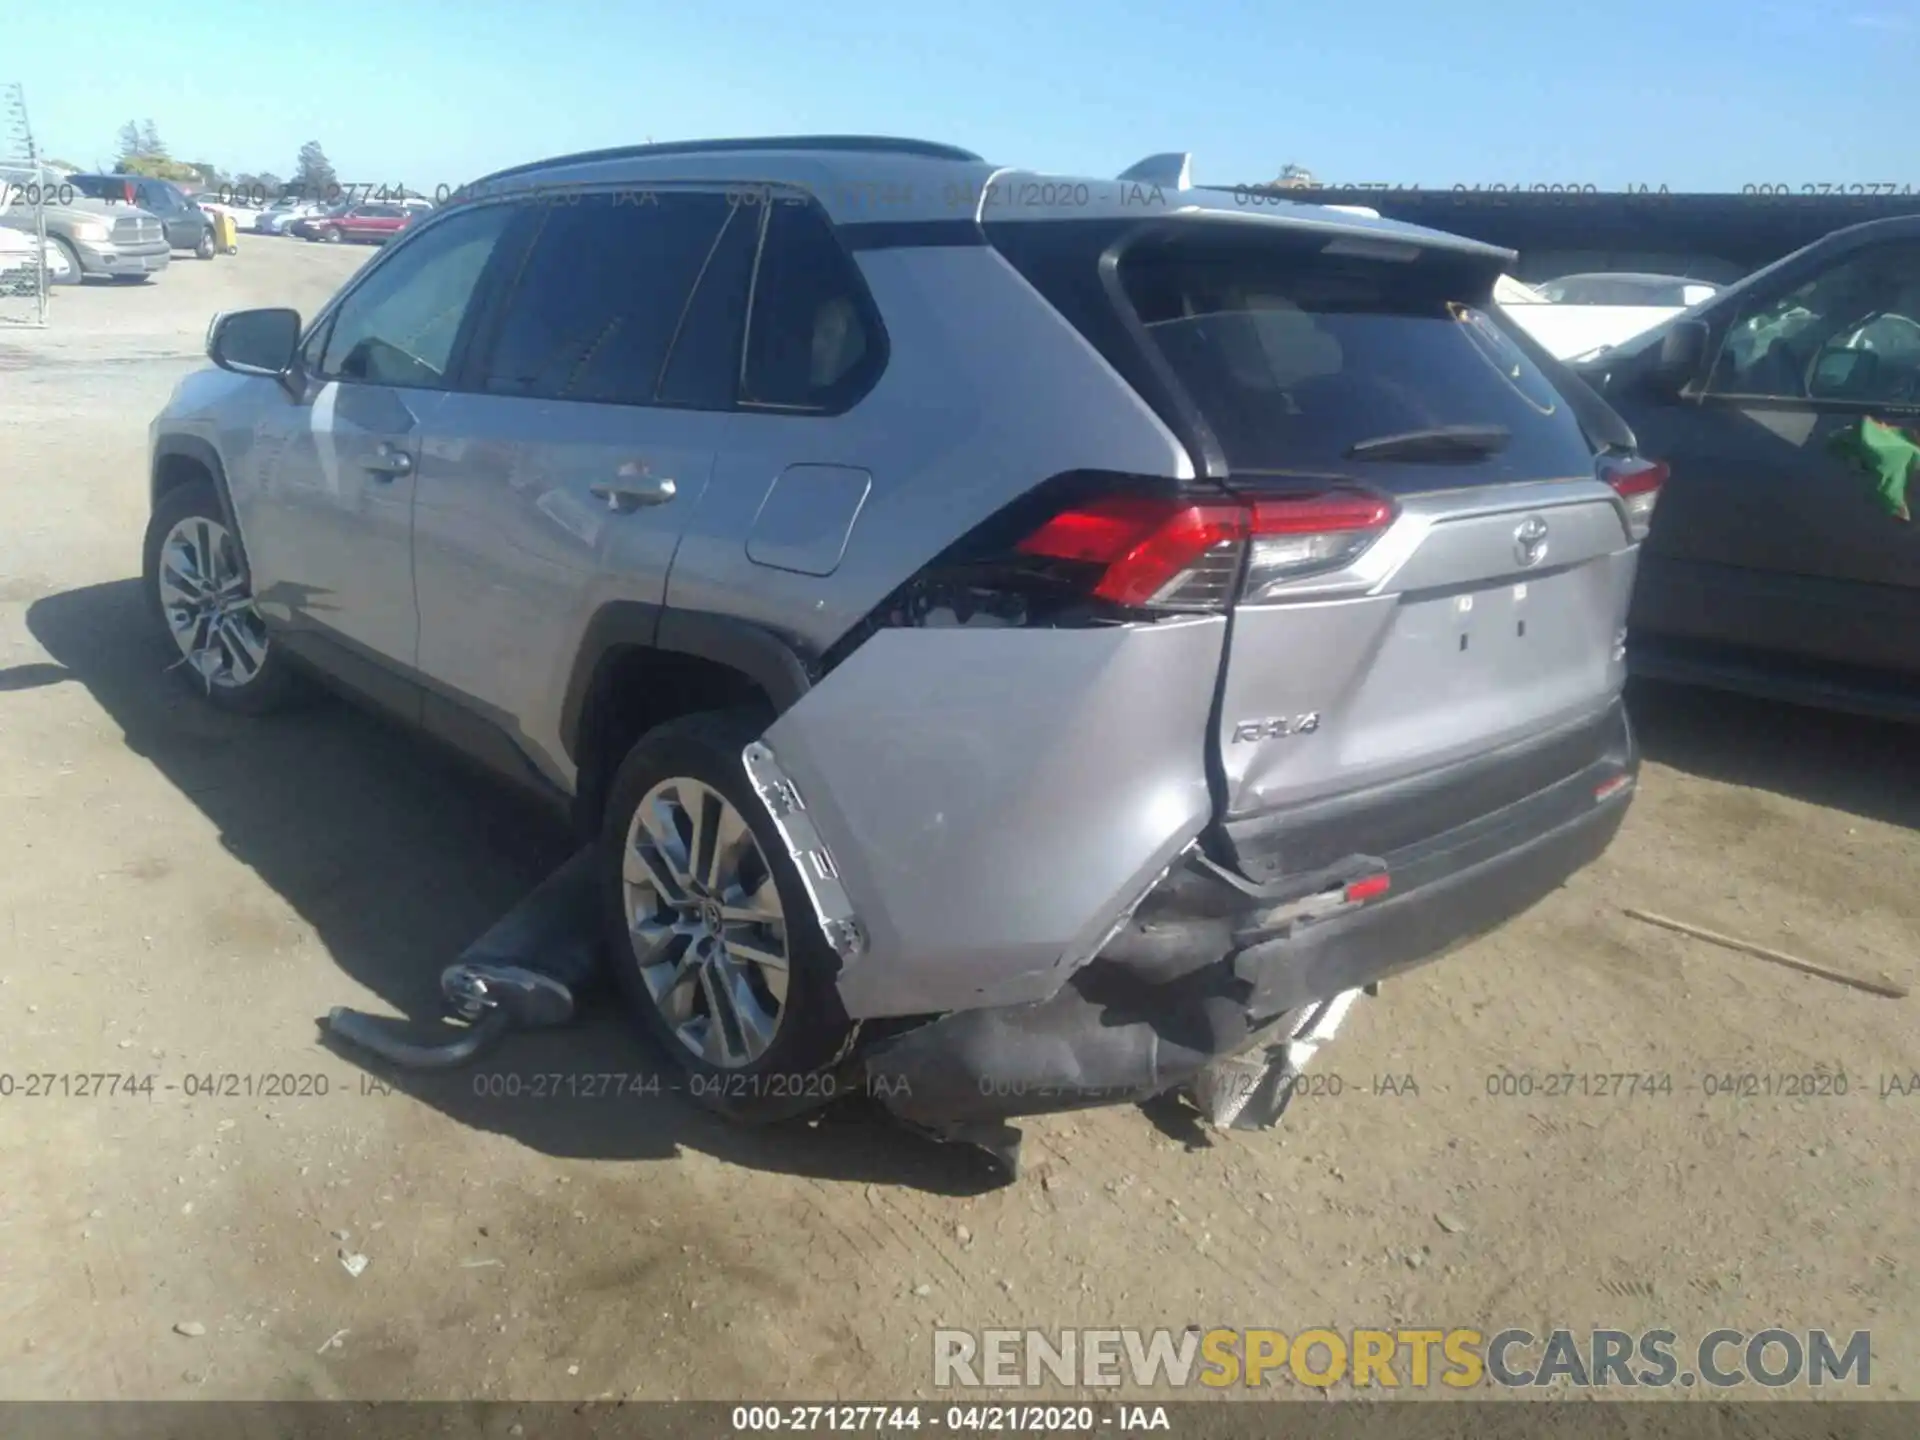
68;174;216;258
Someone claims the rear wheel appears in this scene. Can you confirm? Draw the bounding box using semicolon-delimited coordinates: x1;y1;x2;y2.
194;229;216;260
599;710;855;1121
319;226;341;244
141;481;303;714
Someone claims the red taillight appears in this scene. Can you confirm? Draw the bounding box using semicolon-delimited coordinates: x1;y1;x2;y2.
1017;489;1396;612
1594;773;1634;803
1600;454;1666;540
1017;496;1249;609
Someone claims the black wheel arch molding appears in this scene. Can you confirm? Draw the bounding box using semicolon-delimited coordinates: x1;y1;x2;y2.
150;433;253;576
558;600;817;766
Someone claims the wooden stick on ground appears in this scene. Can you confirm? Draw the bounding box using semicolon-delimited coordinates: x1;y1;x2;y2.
1622;908;1909;1000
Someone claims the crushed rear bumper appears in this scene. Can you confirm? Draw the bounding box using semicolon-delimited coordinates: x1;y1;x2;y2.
864;703;1636;1127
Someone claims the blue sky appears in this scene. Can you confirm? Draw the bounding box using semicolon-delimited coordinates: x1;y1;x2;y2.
9;0;1920;191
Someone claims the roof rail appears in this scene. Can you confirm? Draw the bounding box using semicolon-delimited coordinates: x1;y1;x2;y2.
1117;152;1192;190
472;135;983;189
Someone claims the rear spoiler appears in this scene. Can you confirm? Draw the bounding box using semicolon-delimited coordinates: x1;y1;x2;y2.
1116;152;1193;190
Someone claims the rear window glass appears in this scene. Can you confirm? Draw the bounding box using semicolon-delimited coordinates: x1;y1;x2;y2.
1117;226;1596;482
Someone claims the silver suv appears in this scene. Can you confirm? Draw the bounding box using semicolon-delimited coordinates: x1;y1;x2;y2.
143;137;1653;1145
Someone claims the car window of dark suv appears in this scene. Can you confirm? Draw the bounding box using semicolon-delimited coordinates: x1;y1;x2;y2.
475;189;732;407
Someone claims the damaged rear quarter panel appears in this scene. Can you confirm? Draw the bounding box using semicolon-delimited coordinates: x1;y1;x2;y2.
758;617;1226;1018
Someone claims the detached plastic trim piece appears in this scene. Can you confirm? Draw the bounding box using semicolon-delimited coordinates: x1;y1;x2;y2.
741;740;868;963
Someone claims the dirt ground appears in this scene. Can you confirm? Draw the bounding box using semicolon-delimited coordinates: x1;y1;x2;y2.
0;239;1914;1404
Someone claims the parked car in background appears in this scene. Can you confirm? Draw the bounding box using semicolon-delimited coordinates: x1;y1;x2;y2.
188;193;251;230
303;202;417;245
1494;272;1708;362
0;224;52;294
0;161;171;283
142;136;1649;1145
1538;273;1720;308
254;199;324;234
287;203;353;241
67;174;217;259
1575;215;1920;718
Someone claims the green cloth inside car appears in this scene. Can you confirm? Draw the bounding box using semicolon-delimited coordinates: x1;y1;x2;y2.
1827;416;1917;521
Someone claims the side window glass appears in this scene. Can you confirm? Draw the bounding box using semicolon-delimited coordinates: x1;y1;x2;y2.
655;201;761;409
476;190;730;406
1709;244;1920;403
741;199;878;411
316;204;513;389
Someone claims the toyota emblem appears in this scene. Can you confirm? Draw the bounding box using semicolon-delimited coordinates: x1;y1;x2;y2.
1514;515;1550;568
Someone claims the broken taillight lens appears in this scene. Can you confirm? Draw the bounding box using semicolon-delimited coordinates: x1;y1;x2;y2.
1600;454;1666;541
1016;489;1396;613
1242;492;1397;600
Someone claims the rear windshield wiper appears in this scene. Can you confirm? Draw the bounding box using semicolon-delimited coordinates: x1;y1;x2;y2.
1344;424;1512;462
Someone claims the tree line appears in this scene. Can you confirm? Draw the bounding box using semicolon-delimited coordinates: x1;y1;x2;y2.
56;121;344;202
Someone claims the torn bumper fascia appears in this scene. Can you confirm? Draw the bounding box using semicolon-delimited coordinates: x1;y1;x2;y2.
858;768;1632;1128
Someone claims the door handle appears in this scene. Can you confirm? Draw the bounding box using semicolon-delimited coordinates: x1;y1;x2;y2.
364;443;414;480
590;475;677;512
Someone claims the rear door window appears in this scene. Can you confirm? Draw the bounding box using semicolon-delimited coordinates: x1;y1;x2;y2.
656;201;761;409
1117;225;1594;483
474;189;731;407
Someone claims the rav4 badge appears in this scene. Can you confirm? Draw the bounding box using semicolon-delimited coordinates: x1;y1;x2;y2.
1232;713;1321;744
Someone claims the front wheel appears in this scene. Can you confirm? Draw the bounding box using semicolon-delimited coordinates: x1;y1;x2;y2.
319;226;341;244
599;710;855;1122
46;236;82;285
141;481;305;714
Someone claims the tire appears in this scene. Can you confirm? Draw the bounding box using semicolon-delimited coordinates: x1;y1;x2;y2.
599;709;855;1122
194;230;216;260
319;226;341;244
141;480;305;715
46;236;82;285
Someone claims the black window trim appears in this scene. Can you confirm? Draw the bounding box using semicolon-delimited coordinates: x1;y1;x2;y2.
300;196;525;394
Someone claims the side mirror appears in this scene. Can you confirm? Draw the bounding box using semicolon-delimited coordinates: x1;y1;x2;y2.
1645;319;1711;396
1809;344;1878;399
209;307;302;378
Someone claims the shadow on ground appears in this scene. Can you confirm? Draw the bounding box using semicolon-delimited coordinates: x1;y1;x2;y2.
1628;676;1920;831
19;578;1001;1196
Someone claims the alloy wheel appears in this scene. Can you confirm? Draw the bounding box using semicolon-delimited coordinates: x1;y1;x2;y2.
155;515;269;689
621;777;789;1068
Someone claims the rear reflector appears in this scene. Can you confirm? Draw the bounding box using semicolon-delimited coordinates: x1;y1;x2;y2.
1599;454;1666;541
1593;774;1634;803
1017;489;1397;612
1344;873;1392;903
